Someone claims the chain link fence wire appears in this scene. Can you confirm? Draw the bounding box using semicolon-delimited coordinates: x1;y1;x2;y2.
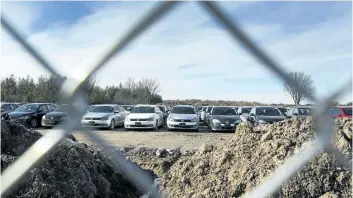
1;1;352;198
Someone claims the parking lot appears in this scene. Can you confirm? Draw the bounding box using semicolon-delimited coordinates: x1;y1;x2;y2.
37;125;234;150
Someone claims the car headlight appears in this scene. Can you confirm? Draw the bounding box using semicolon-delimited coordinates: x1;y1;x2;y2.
212;119;220;123
167;117;175;121
192;117;198;122
43;115;46;119
146;116;154;121
258;119;267;124
101;116;109;120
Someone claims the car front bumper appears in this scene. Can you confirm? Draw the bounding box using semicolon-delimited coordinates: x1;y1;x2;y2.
211;122;240;131
81;119;111;128
124;120;156;129
167;120;199;130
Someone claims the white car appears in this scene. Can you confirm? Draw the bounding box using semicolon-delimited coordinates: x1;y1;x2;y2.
124;105;163;130
81;104;128;129
167;105;199;131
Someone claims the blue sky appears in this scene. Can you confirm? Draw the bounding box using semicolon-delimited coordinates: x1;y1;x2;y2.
1;1;352;104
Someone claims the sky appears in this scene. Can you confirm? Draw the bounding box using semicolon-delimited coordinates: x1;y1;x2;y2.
1;1;352;104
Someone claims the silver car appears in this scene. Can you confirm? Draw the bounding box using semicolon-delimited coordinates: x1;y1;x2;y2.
81;104;128;129
167;105;199;131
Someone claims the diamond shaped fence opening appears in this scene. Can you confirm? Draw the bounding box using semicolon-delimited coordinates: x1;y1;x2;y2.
1;1;352;198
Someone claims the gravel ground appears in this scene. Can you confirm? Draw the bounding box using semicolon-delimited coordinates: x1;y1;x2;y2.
36;126;234;150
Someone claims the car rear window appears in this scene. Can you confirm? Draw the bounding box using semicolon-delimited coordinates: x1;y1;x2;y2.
342;107;352;116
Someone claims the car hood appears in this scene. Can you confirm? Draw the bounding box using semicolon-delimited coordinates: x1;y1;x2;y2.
45;112;68;117
127;113;155;119
211;115;240;121
169;113;197;120
8;112;34;118
83;112;113;118
257;115;286;122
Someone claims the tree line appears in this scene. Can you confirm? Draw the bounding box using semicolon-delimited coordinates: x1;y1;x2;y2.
1;74;163;105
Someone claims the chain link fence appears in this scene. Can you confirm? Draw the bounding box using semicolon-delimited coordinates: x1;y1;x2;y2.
1;1;352;198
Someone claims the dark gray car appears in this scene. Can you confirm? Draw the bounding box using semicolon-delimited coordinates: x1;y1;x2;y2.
208;106;241;132
1;103;20;120
248;106;286;126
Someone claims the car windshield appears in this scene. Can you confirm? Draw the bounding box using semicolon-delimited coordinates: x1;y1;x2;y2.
256;107;281;116
89;106;114;113
172;107;195;114
298;108;313;115
241;108;251;114
212;107;237;115
14;104;39;112
131;106;155;113
54;105;75;112
341;107;352;116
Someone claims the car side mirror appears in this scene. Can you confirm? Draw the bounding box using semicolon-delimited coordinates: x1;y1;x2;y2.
38;109;44;113
114;111;119;114
293;113;298;116
250;113;255;117
238;112;242;115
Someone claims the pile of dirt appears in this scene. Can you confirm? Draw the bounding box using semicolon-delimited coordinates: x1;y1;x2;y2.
1;120;146;198
161;117;352;198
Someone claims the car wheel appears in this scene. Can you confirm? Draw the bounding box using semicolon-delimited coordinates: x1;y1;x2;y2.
30;118;38;128
110;119;115;130
154;120;158;131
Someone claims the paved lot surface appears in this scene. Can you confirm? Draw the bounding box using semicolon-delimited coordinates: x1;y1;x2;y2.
37;126;234;150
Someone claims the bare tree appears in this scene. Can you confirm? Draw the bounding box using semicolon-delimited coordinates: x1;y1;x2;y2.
139;78;160;103
284;71;316;105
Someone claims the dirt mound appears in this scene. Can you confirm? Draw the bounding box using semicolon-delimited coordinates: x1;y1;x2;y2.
1;120;144;198
162;117;352;198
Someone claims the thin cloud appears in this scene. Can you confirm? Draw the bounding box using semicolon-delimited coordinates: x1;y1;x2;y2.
1;1;351;104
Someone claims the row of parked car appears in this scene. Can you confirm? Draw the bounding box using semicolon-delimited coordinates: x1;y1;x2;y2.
1;102;352;132
198;105;352;128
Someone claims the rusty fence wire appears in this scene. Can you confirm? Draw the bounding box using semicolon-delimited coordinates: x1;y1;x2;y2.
1;1;352;198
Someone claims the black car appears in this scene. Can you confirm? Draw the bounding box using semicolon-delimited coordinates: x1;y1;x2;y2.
8;103;57;128
1;103;21;120
41;104;89;128
208;106;241;132
248;106;286;126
